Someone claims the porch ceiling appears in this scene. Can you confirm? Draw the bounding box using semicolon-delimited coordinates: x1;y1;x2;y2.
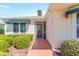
48;3;77;12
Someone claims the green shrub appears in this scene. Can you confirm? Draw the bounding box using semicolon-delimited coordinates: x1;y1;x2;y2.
0;40;10;50
60;40;79;56
7;35;15;38
7;34;33;40
0;34;4;37
0;51;9;56
0;34;33;49
19;34;33;41
14;35;31;49
7;35;21;38
0;49;9;52
0;35;13;46
0;29;4;34
26;34;33;41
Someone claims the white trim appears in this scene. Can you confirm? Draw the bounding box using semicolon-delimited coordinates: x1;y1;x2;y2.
70;13;77;39
4;24;6;35
12;23;27;34
19;23;20;34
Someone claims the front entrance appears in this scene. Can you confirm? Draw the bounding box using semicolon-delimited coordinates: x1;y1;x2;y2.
36;22;46;39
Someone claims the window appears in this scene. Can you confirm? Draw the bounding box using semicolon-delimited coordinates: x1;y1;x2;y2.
77;13;79;37
20;23;26;33
13;23;19;33
13;23;26;33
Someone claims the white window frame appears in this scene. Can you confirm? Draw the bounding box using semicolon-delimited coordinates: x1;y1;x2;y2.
13;23;27;34
20;23;26;33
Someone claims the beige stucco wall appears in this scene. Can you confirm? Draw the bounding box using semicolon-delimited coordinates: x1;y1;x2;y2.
46;12;53;47
66;13;77;40
52;10;66;48
46;3;77;48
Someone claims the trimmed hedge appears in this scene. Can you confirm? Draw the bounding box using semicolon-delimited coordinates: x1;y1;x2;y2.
0;34;33;49
0;49;9;52
60;40;79;56
0;40;10;50
7;35;21;38
0;35;13;46
0;51;9;56
14;35;31;49
7;34;33;40
26;34;33;41
0;34;33;56
18;34;33;41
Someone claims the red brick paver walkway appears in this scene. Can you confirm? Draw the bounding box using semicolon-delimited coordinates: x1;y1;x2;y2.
27;38;53;56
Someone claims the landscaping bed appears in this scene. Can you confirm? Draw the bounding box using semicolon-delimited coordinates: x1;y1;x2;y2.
60;40;79;56
9;45;31;56
0;34;33;56
53;40;79;56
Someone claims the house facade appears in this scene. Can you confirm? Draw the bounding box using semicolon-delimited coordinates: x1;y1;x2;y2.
0;3;79;50
1;16;46;39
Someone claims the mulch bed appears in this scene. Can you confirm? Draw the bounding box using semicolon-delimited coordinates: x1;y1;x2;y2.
8;45;30;56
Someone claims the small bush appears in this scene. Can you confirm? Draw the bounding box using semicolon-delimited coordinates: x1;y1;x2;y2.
60;40;79;56
0;49;9;52
7;35;15;38
0;29;4;34
14;35;31;49
0;51;9;56
19;34;33;41
0;40;10;50
26;34;33;41
7;34;33;40
0;35;13;46
7;35;21;38
0;34;33;49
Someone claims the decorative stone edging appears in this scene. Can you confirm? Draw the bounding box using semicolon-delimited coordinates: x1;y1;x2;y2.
8;39;35;56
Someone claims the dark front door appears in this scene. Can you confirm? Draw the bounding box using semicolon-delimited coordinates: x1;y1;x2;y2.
37;24;42;38
36;22;46;39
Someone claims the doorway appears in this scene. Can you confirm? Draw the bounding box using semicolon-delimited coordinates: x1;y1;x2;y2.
36;22;46;39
